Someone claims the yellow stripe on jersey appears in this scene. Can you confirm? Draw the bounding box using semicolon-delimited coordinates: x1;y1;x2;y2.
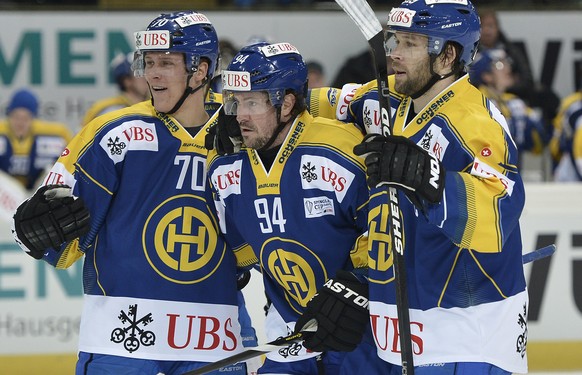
233;243;259;268
55;239;85;269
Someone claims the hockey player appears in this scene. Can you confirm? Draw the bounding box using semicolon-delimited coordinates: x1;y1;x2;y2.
551;74;582;181
297;1;529;374
206;42;375;374
0;88;72;190
469;48;548;168
12;11;247;375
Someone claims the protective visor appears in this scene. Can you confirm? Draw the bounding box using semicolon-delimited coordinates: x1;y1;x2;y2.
384;31;431;60
222;70;273;116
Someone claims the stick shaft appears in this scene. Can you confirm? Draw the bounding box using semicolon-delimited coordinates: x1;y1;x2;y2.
180;332;307;375
334;1;414;374
522;244;556;264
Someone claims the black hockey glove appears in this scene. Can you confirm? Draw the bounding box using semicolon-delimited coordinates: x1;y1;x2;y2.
12;185;91;259
205;107;242;155
294;270;369;352
354;134;445;204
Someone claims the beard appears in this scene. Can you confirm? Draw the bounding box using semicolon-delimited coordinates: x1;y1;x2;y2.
244;132;272;150
394;59;433;97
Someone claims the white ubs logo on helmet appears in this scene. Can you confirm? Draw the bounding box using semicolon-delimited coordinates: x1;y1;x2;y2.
134;31;170;50
222;70;251;91
426;0;469;5
260;43;300;57
387;8;416;27
175;13;211;27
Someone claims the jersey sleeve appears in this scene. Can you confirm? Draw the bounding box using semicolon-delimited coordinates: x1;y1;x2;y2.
426;111;525;253
40;115;128;268
206;152;259;269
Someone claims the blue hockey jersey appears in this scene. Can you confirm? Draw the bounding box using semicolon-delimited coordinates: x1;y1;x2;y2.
349;75;528;373
207;110;370;361
38;101;243;362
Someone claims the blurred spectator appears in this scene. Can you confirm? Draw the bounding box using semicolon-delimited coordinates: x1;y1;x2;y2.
478;9;560;132
331;48;375;88
478;10;534;101
550;77;582;181
0;88;72;190
210;38;239;94
306;60;326;89
81;52;150;127
469;49;548;168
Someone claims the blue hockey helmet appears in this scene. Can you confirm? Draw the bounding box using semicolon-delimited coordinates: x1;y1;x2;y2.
132;11;219;80
386;0;481;68
110;52;134;90
111;52;133;80
221;42;308;111
469;49;510;87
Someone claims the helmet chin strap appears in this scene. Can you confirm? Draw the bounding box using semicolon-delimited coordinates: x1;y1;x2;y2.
154;75;209;115
410;55;456;100
257;106;297;152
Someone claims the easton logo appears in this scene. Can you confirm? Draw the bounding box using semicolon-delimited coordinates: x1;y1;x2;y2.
111;304;156;353
323;279;369;309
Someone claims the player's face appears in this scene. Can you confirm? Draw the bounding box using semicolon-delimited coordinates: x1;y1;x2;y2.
8;108;34;138
143;52;189;113
232;91;278;150
489;58;514;92
387;31;433;96
479;13;499;49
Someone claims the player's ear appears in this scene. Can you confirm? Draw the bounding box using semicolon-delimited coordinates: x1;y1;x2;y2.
436;43;457;75
280;93;296;118
194;60;209;82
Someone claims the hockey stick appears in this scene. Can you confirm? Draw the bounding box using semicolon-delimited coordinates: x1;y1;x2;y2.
181;245;555;375
334;1;415;374
181;331;312;375
522;244;556;264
